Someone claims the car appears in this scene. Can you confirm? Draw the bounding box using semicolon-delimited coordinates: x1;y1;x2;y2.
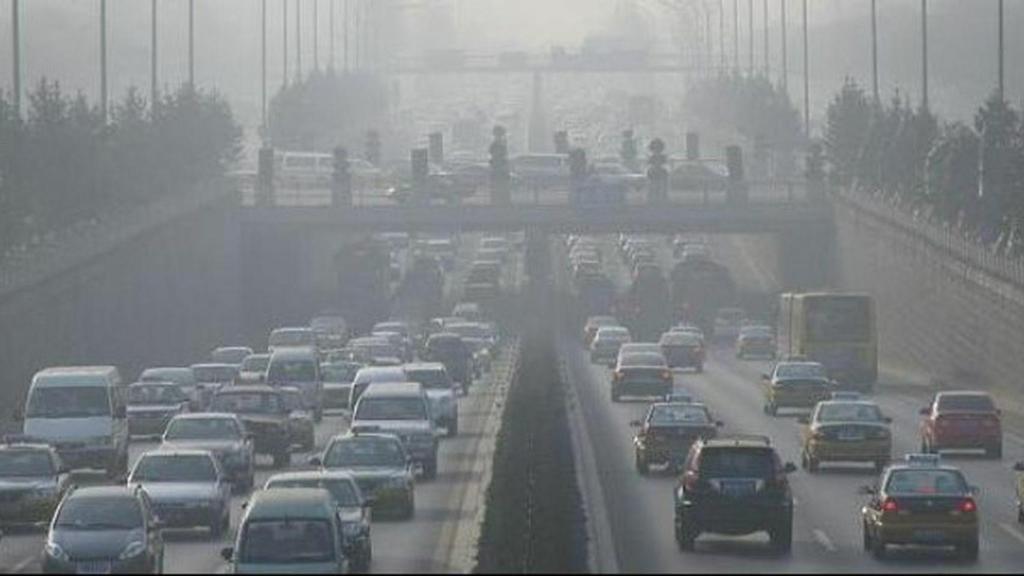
0;444;72;527
713;307;747;341
445;322;498;352
211;347;254;365
191;363;241;407
673;435;797;554
372;331;413;363
611;351;674;402
161;413;256;493
310;314;349;350
267;327;318;353
659;332;706;372
919;391;1003;458
590;326;632;364
452;302;484;323
311;433;416;519
762;362;834;416
668;324;706;341
209;386;291;469
264;471;372;571
278;386;316;452
583;316;620;345
42;485;164;574
222;488;349;574
18;366;129;479
321;361;363;411
266;346;324;422
632;402;722;474
237;354;270;385
139;367;201;411
372;321;414;359
128;450;231;538
798;400;892;473
348;336;404;366
126;382;191;438
860;454;979;560
422;333;473;392
403;362;460;436
349;365;407;410
736;325;776;359
351;382;439;480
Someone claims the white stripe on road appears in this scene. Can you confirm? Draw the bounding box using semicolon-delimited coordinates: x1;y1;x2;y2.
812;529;837;552
12;556;35;574
1004;431;1024;447
998;522;1024;546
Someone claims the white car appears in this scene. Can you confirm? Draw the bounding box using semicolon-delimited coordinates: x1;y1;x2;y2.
128;450;232;538
403;363;460;437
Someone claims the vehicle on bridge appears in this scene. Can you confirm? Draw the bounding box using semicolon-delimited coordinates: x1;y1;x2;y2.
350;382;439;480
777;293;878;390
126;381;191;438
674;435;797;554
312;433;416;519
0;443;71;528
209;386;291;469
511;153;569;188
798;400;892;473
127;450;231;538
918;391;1003;459
631;401;722;474
160;413;256;493
860;454;979;561
266;346;324;423
762;361;835;417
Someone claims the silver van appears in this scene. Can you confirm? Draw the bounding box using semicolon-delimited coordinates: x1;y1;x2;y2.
17;366;129;478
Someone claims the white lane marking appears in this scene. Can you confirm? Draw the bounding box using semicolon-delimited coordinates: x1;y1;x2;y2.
812;529;837;552
998;522;1024;546
1004;431;1024;446
12;556;36;573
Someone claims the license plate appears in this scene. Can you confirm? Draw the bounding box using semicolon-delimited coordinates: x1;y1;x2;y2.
912;529;946;542
838;429;865;441
721;480;755;497
76;561;112;574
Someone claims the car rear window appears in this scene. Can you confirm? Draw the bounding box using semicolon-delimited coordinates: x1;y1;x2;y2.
885;469;968;495
239;519;335;564
775;363;827;380
937;394;995;412
620;353;667;368
268;360;316;382
699;448;775;479
816;403;884;423
650;405;710;425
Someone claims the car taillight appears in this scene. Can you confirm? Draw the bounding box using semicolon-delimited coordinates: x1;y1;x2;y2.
881;498;899;513
958;498;977;513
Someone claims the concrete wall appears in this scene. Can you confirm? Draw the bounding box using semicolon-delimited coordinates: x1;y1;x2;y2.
0;191;242;410
832;195;1024;397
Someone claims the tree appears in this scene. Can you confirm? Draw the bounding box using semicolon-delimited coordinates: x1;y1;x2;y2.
823;78;872;186
974;92;1024;243
925;122;980;228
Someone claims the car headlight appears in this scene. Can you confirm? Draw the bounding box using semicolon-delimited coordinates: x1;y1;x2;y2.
119;540;147;560
45;541;70;563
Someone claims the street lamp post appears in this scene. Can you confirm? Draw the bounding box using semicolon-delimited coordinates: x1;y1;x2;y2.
188;0;195;88
151;0;158;106
921;0;929;110
802;0;809;136
100;0;108;120
780;0;787;92
12;0;21;117
871;0;879;102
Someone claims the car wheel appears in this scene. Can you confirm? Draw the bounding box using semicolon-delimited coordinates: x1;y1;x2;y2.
807;456;819;474
675;514;696;552
958;538;979;562
635;452;649;475
770;520;793;555
862;523;872;551
422;456;438;481
871;535;887;560
447;418;459;438
987;443;1002;459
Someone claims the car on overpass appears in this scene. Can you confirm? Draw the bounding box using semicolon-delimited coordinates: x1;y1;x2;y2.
312;433;416;520
160;413;256;493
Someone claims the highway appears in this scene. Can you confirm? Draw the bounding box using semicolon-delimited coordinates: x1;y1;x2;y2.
561;236;1024;573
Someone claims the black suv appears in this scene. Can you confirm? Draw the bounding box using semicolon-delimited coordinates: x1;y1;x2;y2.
209;386;291;468
673;435;797;554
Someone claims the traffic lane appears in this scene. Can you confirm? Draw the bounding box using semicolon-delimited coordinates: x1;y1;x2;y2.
563;337;841;573
694;347;1024;572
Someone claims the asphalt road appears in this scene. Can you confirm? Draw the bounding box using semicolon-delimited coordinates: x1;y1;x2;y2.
561;235;1024;573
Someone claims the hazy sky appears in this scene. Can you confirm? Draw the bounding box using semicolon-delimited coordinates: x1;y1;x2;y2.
0;0;1020;133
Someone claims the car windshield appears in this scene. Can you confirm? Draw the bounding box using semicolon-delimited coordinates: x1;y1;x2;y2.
817;403;884;423
597;329;629;341
132;454;217;482
239;519;335;564
649;405;710;425
241;356;270;372
0;451;54;477
193;366;238;383
700;448;774;479
775;363;827;379
26;386;109;419
140;369;194;386
405;369;451;390
268;360;316;382
324;438;405;468
129;384;186;405
268;479;360;507
56;497;142;530
620;353;667;367
164;418;241;440
270;331;314;347
661;334;701;346
355;398;427;421
937;394;995;412
447;324;489;339
211;393;282;414
885;470;968;496
322;363;361;383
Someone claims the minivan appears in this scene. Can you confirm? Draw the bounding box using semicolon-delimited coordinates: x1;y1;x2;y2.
18;366;129;479
266;347;324;422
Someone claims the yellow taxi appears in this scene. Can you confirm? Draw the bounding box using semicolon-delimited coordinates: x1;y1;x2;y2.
860;454;979;561
799;400;892;473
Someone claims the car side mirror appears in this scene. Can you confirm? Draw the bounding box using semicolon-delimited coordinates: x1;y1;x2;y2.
919;407;930;416
220;547;234;562
783;462;797;474
858;485;876;495
1014;462;1024;472
308;456;322;467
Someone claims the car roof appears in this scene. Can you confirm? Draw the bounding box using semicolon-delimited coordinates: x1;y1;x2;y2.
700;435;772;448
214;346;252;352
271;327;314;334
141;367;193;374
216;385;278;394
0;443;55;453
936;390;992;398
269;347;318;360
402;362;446;372
68;485;138;500
244;488;337;520
266;470;357;484
129;380;179;388
243;353;271;361
33;366;119;386
360;381;425;398
141;449;215;460
169;412;241;421
191;363;238;370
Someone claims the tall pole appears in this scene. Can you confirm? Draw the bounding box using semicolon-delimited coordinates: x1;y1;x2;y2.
921;0;928;110
296;0;302;81
871;0;879;102
719;0;726;74
733;0;739;72
748;0;754;75
313;0;319;72
344;0;350;72
329;0;335;71
100;0;108;120
283;0;289;86
12;0;21;117
780;0;788;92
998;0;1004;100
151;0;158;106
354;0;361;70
705;9;713;78
802;0;809;137
188;0;195;87
261;0;267;133
763;0;770;77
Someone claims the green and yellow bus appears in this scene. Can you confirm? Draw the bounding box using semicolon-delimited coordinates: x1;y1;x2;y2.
777;293;877;390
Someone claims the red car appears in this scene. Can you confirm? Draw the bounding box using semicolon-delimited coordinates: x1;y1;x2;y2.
920;391;1002;458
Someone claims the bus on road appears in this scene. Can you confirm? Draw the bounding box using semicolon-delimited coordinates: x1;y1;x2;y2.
777;293;877;390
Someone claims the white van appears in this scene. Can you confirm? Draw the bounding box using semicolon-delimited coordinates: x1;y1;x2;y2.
19;366;129;478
